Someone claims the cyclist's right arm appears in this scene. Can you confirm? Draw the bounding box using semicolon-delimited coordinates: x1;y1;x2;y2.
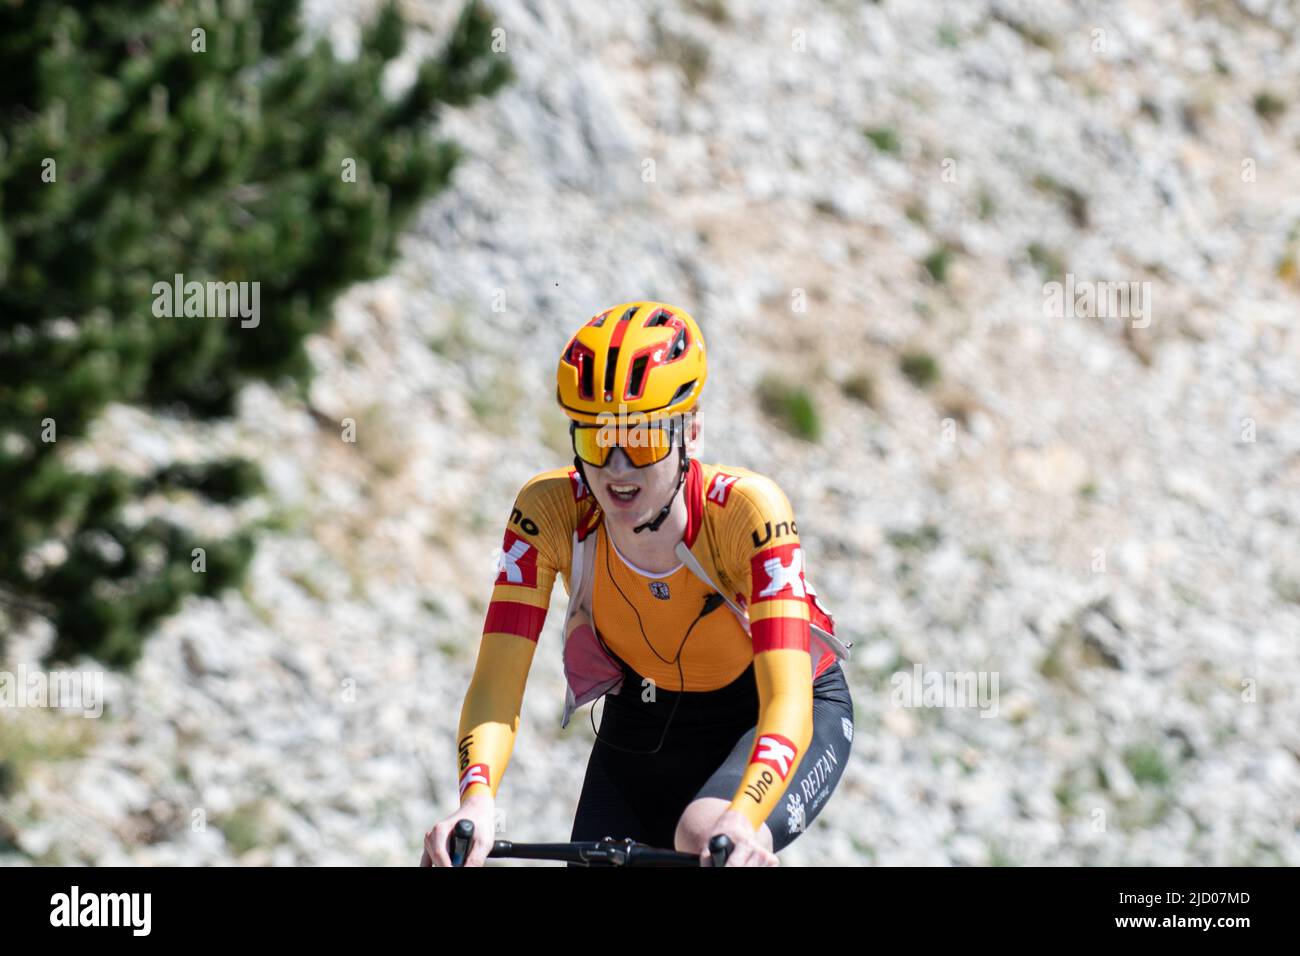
425;471;574;866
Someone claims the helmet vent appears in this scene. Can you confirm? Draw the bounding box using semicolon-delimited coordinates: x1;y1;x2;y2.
667;328;688;361
669;379;696;406
604;346;620;398
627;355;649;399
620;306;639;323
566;340;596;399
646;308;673;327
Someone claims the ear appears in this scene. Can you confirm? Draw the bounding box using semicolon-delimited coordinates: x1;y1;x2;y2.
684;409;702;456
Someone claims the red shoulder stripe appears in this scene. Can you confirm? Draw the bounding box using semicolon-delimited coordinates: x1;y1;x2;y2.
751;616;811;654
483;601;546;642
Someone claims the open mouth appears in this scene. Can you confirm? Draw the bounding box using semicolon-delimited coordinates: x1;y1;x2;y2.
607;483;641;504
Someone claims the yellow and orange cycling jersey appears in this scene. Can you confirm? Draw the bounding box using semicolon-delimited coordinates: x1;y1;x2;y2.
456;459;837;832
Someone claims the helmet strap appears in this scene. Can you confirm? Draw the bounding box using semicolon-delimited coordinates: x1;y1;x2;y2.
633;428;689;535
572;454;591;502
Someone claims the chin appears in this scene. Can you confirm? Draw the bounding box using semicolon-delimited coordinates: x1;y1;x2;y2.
596;498;648;526
605;505;647;525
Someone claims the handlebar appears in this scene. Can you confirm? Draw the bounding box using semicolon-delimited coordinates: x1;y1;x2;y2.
445;818;734;867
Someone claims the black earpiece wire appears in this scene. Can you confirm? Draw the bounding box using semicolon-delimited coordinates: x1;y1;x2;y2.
587;531;725;755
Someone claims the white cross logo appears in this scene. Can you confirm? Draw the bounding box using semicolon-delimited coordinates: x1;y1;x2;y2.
758;548;804;598
497;540;531;583
708;474;739;504
756;735;796;777
458;764;489;796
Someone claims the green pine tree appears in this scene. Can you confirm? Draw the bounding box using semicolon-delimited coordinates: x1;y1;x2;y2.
0;0;510;665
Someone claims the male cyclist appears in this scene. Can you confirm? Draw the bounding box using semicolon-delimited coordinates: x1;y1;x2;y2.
422;301;853;867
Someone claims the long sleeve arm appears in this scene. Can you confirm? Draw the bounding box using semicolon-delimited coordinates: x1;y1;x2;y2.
727;646;814;829
454;473;569;801
717;472;818;830
456;633;538;801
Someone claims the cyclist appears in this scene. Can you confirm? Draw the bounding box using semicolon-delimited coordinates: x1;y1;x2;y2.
422;301;853;867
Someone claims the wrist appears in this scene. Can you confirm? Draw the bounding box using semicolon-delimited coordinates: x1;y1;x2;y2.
725;802;762;832
459;785;494;806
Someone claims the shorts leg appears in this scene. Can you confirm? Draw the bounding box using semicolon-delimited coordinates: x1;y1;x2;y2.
569;740;654;848
571;663;764;858
691;663;854;852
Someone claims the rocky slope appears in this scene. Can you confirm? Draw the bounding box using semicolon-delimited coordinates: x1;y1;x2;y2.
3;0;1298;865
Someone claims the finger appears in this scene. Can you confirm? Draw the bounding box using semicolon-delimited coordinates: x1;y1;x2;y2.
419;848;432;867
467;833;491;867
430;824;452;868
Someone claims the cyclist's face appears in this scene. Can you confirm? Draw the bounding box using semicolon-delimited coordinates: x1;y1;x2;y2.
586;413;701;525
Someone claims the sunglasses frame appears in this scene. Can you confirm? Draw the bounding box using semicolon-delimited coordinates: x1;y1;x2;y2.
569;414;688;469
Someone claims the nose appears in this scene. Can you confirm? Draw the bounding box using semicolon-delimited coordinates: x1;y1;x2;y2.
602;448;636;475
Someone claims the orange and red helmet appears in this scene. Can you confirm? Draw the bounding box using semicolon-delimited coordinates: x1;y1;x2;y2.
556;301;707;426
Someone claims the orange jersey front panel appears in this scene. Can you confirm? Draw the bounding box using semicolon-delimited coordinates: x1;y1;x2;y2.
591;528;753;692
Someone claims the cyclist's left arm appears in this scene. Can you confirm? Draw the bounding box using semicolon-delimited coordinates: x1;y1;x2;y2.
728;648;814;831
722;477;816;831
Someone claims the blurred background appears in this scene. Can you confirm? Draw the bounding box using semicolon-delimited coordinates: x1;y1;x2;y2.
1;0;1298;865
